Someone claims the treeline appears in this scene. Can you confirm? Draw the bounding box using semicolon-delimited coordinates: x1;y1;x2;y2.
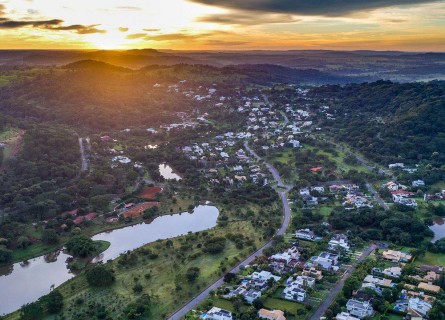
313;80;445;166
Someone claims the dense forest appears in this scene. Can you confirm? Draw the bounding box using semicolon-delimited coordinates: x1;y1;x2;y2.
313;81;445;166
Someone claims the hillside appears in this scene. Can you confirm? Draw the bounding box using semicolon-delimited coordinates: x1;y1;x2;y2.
313;80;445;166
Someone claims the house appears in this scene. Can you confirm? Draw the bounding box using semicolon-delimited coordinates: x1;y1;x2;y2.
382;250;412;262
412;180;425;187
363;275;393;287
313;252;339;270
299;188;311;196
311;186;325;193
243;289;262;304
295;229;316;241
258;309;286;320
335;312;360;320
328;234;350;251
346;299;374;319
419;265;444;274
283;281;307;302
302;267;323;280
251;271;281;282
382;266;402;278
407;297;433;318
418;282;441;293
270;246;300;264
292;275;316;288
388;163;404;169
204;307;233;320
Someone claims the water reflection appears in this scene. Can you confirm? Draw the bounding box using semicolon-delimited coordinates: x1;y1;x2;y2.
159;163;182;180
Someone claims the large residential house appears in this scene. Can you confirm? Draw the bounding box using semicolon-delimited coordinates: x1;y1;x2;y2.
407;297;433;318
382;266;402;278
204;307;233;320
251;271;281;282
346;299;374;319
313;252;339;270
302;267;323;280
335;312;360;320
363;275;393;287
382;250;412;262
283;281;307;302
270;246;300;264
258;309;286;320
295;229;316;241
286;275;316;289
328;234;350;251
243;289;262;304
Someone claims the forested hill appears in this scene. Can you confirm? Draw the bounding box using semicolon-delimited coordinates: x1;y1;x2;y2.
314;80;445;166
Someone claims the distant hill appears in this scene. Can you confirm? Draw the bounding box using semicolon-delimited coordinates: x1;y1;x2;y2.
64;60;132;72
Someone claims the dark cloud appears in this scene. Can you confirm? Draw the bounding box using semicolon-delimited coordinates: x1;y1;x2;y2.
0;4;6;16
205;39;248;46
145;32;211;41
126;33;146;39
49;24;106;34
0;16;105;34
27;9;39;15
0;19;63;29
118;27;129;32
116;6;143;11
189;0;438;16
197;12;297;25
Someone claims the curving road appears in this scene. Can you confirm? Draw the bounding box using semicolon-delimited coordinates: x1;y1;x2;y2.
167;141;292;320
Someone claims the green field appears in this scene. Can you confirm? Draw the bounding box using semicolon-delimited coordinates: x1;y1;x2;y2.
414;252;445;266
263;297;306;314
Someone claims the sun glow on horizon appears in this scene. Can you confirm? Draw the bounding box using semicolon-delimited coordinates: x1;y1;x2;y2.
0;0;444;51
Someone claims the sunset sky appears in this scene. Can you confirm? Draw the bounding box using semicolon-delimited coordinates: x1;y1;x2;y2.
1;0;444;51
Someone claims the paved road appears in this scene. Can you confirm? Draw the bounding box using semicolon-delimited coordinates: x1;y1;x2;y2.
366;183;389;211
167;141;292;320
78;137;88;171
309;244;377;320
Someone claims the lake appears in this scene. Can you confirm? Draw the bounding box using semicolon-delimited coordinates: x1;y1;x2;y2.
159;163;182;180
429;217;445;242
0;205;219;315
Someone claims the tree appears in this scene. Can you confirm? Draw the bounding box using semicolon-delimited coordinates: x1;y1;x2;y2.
20;302;43;320
65;236;96;257
86;264;115;287
252;298;264;310
17;236;31;249
41;229;58;245
0;245;12;263
42;290;63;313
186;267;200;282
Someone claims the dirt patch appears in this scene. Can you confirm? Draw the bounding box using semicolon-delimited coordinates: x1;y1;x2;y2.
122;202;160;218
0;129;25;170
138;187;163;200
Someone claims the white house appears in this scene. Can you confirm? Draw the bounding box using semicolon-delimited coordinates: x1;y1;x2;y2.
205;307;233;320
295;229;316;241
408;297;432;318
270;246;300;264
251;271;281;282
283;281;307;302
335;312;360;320
243;289;262;304
328;234;350;251
346;299;374;319
412;180;425;187
313;252;339;270
382;266;402;278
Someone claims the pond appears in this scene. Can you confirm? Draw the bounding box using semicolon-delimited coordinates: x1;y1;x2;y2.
159;163;182;180
0;205;219;315
429;217;445;242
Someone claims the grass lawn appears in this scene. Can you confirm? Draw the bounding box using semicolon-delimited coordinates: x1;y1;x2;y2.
263;297;306;314
210;298;236;312
414;251;445;266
